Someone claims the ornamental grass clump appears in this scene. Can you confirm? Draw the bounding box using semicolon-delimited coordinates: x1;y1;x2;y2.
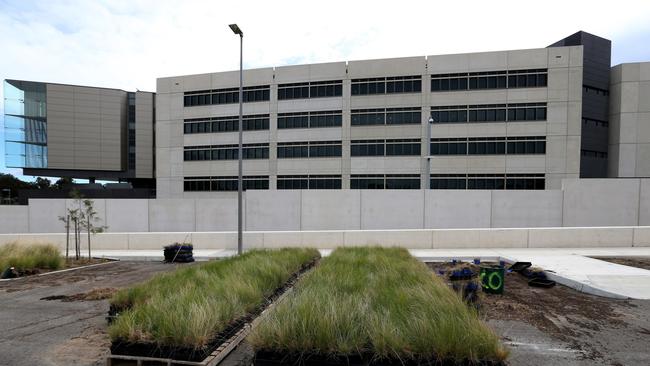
249;247;508;364
0;242;64;271
108;248;319;350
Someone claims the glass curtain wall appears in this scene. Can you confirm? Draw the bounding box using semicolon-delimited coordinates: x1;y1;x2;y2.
4;80;47;168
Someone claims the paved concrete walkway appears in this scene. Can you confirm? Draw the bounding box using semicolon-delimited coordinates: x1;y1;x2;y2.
93;247;650;300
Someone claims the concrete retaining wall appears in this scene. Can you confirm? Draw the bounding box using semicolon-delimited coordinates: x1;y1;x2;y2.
2;178;650;234
1;226;649;250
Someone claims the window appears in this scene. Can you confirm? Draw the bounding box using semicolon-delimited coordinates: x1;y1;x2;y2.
352;107;421;126
184;114;270;134
430;136;545;155
351;139;420;157
183;176;269;191
507;69;548;88
278;110;342;129
430;103;546;124
351;140;385;157
277;141;342;158
351;174;420;189
351;109;385;126
506;136;546;155
278;80;342;100
184;85;270;107
184;143;269;161
582;118;609;127
352;75;421;95
386;107;421;125
430;173;544;190
385;139;421;156
277;175;342;189
583;85;609;96
431;69;547;92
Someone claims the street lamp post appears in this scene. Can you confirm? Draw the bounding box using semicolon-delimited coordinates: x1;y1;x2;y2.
426;117;433;189
229;23;244;255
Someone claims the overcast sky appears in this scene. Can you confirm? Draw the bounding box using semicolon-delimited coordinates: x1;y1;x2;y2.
2;0;650;178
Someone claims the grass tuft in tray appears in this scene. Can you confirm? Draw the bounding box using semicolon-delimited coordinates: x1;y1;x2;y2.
249;247;508;364
108;248;320;353
0;242;63;272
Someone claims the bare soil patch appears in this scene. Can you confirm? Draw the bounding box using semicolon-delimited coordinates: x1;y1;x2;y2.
427;261;645;363
594;257;650;271
41;287;118;302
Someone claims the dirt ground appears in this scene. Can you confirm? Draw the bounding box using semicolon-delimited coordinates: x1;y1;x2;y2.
0;261;182;366
427;262;650;366
594;257;650;271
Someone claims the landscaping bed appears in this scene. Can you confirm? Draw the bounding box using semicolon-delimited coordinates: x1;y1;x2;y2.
249;247;508;366
108;248;320;362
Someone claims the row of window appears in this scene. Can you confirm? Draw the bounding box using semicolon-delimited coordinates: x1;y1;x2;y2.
183;85;270;106
431;69;548;91
351;75;422;95
429;136;546;155
277;80;343;100
278;110;342;129
184;68;551;108
430;103;546;123
183;173;546;191
351;174;421;189
184;176;269;191
351;139;421;157
184;144;269;161
430;174;545;190
277;141;342;158
183;136;545;161
184;114;270;134
277;175;342;189
351;107;421;126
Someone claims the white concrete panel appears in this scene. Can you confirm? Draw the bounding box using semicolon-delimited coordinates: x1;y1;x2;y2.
562;179;640;227
633;227;650;247
245;191;301;231
301;190;361;230
105;199;149;232
0;206;28;234
491;190;563;228
639;180;650;226
28;199;67;233
300;231;344;248
127;232;192;249
343;230;432;248
195;197;238;231
360;190;424;229
148;199;196;232
528;227;634;248
424;190;491;228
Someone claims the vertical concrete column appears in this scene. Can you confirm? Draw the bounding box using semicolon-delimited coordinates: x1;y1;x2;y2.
269;82;279;189
342;74;352;189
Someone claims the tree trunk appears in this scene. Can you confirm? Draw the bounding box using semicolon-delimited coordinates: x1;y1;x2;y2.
87;215;91;259
65;215;70;261
74;220;80;260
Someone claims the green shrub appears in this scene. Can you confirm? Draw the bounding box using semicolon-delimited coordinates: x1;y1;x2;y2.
108;248;320;348
0;242;64;271
249;247;508;363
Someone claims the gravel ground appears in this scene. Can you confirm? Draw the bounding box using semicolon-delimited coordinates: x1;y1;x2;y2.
594;257;650;271
0;261;181;366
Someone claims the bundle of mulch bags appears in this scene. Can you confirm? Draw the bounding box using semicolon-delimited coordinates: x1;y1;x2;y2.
163;243;194;263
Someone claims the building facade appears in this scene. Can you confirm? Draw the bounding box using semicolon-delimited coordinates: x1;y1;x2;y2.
156;31;616;198
3;80;155;185
6;31;650;200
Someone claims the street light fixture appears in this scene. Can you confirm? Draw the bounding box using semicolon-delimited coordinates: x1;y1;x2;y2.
230;23;244;255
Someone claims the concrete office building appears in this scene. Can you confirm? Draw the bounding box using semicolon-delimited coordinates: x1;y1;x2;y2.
3;80;155;186
155;31;622;198
5;31;650;200
608;62;650;177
